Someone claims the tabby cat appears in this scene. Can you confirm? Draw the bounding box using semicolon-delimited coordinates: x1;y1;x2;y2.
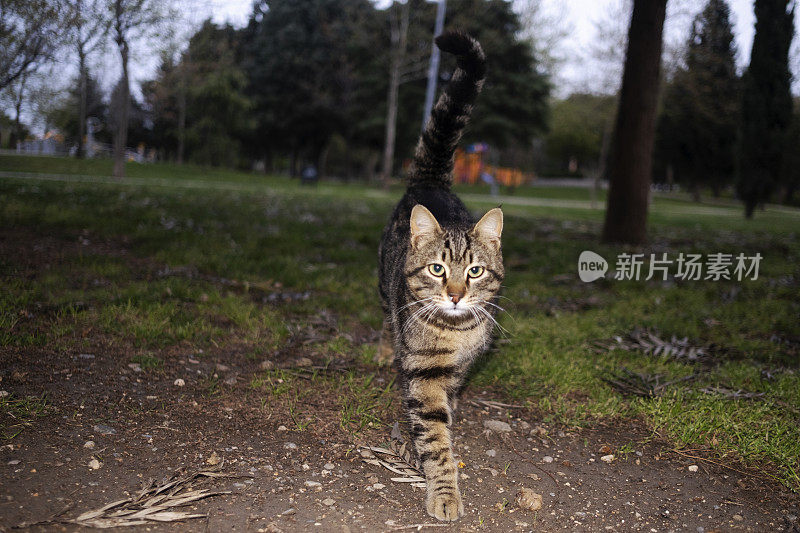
377;31;503;521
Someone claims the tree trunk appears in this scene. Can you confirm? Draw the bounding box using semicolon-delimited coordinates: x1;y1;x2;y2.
317;140;330;180
177;58;187;164
113;0;130;178
12;75;26;148
77;47;87;158
177;69;186;164
380;1;409;185
690;182;701;202
601;0;667;245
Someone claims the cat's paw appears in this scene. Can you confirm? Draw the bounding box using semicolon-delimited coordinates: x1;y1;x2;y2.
427;491;464;521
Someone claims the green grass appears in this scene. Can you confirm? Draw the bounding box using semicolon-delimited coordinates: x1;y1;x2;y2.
0;394;49;439
1;154;799;489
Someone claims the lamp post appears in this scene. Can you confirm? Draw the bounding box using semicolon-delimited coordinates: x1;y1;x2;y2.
421;0;446;131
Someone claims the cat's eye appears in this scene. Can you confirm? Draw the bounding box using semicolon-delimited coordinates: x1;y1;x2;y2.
428;263;446;277
467;266;485;278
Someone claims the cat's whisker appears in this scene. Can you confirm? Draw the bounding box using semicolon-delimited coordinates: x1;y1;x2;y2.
399;297;436;312
475;305;511;338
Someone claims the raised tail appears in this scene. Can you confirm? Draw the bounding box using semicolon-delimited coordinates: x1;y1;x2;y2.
407;31;486;190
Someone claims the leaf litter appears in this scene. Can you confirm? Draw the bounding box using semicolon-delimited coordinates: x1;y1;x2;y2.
67;462;246;528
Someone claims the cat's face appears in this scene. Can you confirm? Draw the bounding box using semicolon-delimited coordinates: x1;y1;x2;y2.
405;205;504;319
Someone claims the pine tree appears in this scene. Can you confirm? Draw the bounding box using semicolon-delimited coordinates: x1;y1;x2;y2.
656;0;739;199
737;0;795;218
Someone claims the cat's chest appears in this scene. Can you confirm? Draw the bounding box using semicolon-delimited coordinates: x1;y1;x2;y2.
405;319;491;362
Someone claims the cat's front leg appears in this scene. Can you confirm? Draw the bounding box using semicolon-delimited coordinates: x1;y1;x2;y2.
405;376;463;521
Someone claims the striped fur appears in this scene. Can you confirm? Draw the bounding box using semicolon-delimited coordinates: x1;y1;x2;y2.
377;32;503;522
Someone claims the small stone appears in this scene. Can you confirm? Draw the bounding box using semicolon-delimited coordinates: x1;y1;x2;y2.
530;425;547;437
8;459;20;465
0;391;8;398
373;483;385;490
519;421;531;430
284;442;298;450
483;420;512;433
224;374;238;386
516;488;543;511
281;508;296;515
215;363;230;372
688;465;699;472
322;498;335;506
486;449;497;457
260;360;275;370
206;452;221;465
78;353;95;360
324;463;335;470
542;456;554;463
88;458;102;470
601;454;615;463
93;424;116;435
305;480;322;488
277;425;288;431
733;514;743;521
295;357;313;368
174;378;185;387
83;441;95;449
127;363;142;372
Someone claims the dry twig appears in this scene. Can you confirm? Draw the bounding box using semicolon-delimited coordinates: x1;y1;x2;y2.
66;463;242;528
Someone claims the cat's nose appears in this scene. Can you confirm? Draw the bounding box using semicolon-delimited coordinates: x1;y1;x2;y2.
448;292;463;304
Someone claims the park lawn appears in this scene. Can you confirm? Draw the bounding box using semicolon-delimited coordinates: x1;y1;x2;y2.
1;155;799;490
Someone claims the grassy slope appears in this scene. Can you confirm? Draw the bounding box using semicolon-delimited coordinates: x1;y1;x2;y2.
1;155;799;489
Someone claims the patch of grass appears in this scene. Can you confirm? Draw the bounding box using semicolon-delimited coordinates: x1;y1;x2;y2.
131;353;164;371
338;372;394;434
1;394;48;439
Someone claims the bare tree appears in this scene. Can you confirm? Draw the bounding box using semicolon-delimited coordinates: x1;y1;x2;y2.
601;0;668;245
109;0;166;178
380;1;430;183
381;1;410;184
65;0;109;158
517;0;573;87
0;0;61;92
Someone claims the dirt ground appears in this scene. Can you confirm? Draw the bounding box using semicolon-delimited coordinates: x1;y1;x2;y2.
2;337;799;533
1;228;799;533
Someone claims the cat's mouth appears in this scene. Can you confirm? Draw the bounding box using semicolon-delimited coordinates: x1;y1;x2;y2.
438;301;472;318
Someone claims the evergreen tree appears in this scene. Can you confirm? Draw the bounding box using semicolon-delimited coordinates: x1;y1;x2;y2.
241;0;379;175
47;73;110;146
444;0;550;149
184;20;251;167
737;0;795;218
142;54;181;161
780;98;800;205
656;0;739;199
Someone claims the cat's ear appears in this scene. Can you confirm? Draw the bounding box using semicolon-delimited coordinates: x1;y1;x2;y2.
472;207;503;247
410;204;442;246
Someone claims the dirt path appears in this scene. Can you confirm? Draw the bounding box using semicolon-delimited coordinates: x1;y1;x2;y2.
2;340;798;533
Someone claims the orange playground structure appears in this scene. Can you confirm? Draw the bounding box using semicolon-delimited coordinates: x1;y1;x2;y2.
452;146;532;187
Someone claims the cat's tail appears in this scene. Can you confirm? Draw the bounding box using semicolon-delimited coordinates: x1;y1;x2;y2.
407;30;486;190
